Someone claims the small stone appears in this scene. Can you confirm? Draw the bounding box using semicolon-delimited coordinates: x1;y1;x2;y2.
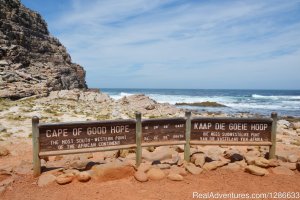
271;166;295;175
191;153;205;167
170;166;187;176
134;171;148;182
63;169;80;176
185;163;203;175
244;156;256;165
280;162;296;170
235;160;247;168
157;164;170;169
287;155;298;163
77;172;91;182
254;157;270;168
54;155;63;161
56;174;74;185
221;163;241;172
296;162;300;171
119;149;129;158
268;159;280;167
203;161;227;171
0;146;9;157
38;174;56;187
152;160;161;165
245;165;268;176
229;154;244;162
69;159;89;170
147;168;165;180
137;163;151;172
167;173;183;181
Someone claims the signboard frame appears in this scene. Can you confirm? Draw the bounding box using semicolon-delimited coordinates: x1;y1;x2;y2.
32;112;277;177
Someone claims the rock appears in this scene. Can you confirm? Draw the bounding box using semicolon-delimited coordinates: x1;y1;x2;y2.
170;166;188;176
56;173;74;185
191;153;205;167
221;163;241;172
271;166;295;175
291;122;300;129
0;1;87;99
287;155;298;163
152;160;161;165
203;161;227;171
156;164;171;169
54;155;63;161
68;159;90;170
280;162;296;170
296;162;300;171
91;162;135;181
0;146;9;156
229;154;244;163
0;125;6;132
37;174;56;187
134;171;148;182
268;159;280;167
137;163;151;173
142;146;174;162
147;168;165;180
167;173;183;181
119;149;129;158
254;157;270;168
185;163;203;175
245;165;269;176
206;146;224;161
244;156;257;165
77;172;91;182
277;120;290;129
63;169;80;176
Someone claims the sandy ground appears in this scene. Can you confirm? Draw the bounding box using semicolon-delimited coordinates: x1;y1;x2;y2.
1;170;300;200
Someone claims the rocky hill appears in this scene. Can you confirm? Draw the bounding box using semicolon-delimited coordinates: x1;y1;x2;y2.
0;0;87;100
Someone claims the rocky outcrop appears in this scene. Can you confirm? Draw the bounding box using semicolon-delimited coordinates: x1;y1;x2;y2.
0;0;87;100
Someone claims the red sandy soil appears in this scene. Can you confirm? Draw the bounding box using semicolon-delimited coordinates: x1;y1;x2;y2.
1;170;300;200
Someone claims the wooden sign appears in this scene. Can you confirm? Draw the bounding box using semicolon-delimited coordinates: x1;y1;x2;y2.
191;118;273;143
38;120;136;152
142;118;186;143
32;112;277;177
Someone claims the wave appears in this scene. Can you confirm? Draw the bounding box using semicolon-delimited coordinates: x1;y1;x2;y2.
109;92;134;100
252;94;300;100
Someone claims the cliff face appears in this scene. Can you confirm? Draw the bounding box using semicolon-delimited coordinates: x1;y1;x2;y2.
0;0;87;99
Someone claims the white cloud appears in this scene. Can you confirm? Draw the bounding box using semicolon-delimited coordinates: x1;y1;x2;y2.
48;0;300;89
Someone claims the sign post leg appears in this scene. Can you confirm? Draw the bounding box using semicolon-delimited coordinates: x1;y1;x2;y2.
135;112;142;167
184;111;191;162
269;112;277;159
32;116;41;177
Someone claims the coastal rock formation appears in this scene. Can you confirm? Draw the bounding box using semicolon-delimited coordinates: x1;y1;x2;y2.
0;0;87;100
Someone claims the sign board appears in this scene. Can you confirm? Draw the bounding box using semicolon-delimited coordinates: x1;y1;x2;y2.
191;118;273;143
32;112;277;177
38;120;136;152
142;118;186;143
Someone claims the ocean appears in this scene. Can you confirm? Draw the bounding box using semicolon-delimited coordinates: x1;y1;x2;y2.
101;88;300;117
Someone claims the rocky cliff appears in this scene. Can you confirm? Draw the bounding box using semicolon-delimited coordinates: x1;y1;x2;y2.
0;0;87;100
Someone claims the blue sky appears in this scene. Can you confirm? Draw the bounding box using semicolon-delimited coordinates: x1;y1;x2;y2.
21;0;300;89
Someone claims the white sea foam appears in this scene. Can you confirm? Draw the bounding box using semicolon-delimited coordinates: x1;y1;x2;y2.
104;90;300;116
252;94;300;100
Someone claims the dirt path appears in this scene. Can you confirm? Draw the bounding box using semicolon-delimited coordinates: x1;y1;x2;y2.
2;170;300;200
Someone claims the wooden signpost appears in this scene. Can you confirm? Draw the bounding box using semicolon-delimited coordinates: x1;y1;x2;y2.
32;112;277;177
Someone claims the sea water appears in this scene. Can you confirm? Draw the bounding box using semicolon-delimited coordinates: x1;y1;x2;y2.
101;88;300;117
